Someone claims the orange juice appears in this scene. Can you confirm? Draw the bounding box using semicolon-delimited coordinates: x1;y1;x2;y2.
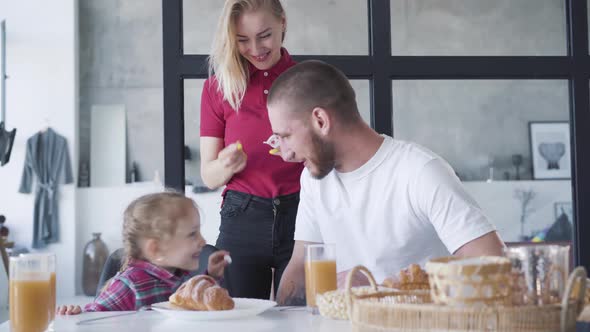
49;272;56;321
9;279;51;332
304;260;337;307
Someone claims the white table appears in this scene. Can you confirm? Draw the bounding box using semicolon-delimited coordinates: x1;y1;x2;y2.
0;307;350;332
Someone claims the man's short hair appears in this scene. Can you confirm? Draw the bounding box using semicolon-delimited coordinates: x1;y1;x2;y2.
268;60;360;123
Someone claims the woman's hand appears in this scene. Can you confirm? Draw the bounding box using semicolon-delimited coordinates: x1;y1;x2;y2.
56;305;82;315
207;250;231;280
217;142;247;175
201;138;244;189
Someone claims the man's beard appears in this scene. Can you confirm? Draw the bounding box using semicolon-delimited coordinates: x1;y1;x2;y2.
308;132;336;180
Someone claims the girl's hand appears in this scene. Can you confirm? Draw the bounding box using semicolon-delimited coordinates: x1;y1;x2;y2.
218;142;247;175
56;305;82;315
207;250;230;280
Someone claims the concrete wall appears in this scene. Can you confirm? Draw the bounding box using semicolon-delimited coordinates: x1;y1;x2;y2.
79;0;164;183
389;0;569;181
0;0;79;298
391;0;566;56
393;80;569;181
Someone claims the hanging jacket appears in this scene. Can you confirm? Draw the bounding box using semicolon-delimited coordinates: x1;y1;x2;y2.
19;128;73;248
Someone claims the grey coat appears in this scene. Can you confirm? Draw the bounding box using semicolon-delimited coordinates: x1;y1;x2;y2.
19;128;73;249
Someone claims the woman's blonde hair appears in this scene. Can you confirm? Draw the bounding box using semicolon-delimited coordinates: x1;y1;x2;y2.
100;191;198;293
209;0;286;111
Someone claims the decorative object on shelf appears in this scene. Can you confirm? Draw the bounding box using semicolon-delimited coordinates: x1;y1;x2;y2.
0;215;8;240
529;122;571;180
514;188;536;241
511;154;523;180
0;214;12;274
129;161;138;183
82;232;109;296
184;145;192;161
184;146;192;185
554;201;573;223
78;161;90;187
486;156;495;183
153;170;162;186
541;211;573;242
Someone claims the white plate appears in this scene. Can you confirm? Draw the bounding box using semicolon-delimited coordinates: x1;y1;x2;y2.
151;298;277;321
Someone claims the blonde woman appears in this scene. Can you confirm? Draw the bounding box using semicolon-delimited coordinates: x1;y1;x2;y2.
200;0;303;299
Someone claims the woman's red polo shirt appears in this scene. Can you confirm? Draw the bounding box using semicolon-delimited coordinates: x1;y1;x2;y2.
200;48;304;198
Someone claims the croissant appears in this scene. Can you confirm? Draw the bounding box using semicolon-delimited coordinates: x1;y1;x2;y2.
169;275;235;311
383;264;430;290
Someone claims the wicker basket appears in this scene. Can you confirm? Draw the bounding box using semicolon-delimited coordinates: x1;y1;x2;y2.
425;256;512;306
317;286;387;320
318;266;431;320
347;265;587;332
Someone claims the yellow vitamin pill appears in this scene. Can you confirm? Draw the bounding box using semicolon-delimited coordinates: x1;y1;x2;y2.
236;142;243;151
269;148;280;155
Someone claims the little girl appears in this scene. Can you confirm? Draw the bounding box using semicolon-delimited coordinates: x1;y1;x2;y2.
57;191;230;314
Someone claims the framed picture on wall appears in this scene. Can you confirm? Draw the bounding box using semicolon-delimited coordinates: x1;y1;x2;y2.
529;122;571;180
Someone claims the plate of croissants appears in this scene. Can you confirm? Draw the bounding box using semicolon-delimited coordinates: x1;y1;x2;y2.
151;275;277;321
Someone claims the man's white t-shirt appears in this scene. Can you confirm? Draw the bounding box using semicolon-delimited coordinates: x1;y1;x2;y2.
294;135;496;282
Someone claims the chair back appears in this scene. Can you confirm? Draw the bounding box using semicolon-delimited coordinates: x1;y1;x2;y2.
95;248;125;297
0;239;8;276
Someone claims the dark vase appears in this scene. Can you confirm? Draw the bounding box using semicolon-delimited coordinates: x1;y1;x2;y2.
82;233;109;296
0;215;9;239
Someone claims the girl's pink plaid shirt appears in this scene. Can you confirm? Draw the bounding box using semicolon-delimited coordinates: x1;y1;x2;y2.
84;259;189;312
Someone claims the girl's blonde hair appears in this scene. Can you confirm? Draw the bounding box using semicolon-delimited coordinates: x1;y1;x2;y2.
209;0;286;111
101;191;198;292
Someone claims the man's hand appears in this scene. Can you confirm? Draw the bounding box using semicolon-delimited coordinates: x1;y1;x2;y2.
276;241;311;306
207;250;230;279
337;269;370;289
276;275;307;306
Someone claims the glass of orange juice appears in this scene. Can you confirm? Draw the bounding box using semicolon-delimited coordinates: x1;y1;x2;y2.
19;253;56;331
304;243;337;313
9;254;53;332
